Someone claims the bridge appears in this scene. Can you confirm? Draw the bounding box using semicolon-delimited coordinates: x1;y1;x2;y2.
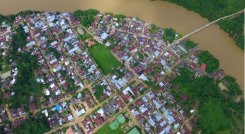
172;10;244;45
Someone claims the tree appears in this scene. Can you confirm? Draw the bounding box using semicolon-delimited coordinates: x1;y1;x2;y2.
163;28;176;43
73;9;99;27
198;51;219;73
149;24;158;33
9;25;27;54
183;40;197;50
12;116;50;134
113;14;126;22
7;26;42;109
222;76;242;96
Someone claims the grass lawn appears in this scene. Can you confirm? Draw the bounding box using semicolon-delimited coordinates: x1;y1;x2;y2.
198;100;230;133
95;123;123;134
89;44;121;74
0;58;11;73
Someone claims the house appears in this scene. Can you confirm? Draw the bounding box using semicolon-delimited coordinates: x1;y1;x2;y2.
76;108;86;116
109;28;116;36
200;63;206;72
101;33;108;40
26;41;36;47
127;127;141;134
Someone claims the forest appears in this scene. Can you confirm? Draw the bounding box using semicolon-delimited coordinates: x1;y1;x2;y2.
163;0;244;50
5;26;42;109
170;67;244;133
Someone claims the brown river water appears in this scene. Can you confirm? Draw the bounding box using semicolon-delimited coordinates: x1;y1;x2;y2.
0;0;244;90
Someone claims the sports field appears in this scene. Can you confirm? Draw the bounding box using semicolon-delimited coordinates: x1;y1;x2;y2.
89;44;121;74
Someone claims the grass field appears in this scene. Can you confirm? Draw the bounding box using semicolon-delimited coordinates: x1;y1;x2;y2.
89;44;121;75
198;100;230;133
95;123;123;134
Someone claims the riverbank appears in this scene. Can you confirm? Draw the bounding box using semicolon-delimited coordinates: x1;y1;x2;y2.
0;0;243;89
163;0;244;50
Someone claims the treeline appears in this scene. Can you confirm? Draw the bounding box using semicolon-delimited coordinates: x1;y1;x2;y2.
219;14;244;49
162;28;177;43
73;9;99;27
0;10;39;24
163;0;244;50
0;14;5;24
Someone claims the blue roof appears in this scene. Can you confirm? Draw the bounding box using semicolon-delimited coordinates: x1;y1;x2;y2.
56;104;62;111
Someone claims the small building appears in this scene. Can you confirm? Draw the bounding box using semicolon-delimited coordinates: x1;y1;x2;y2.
127;127;140;134
200;64;206;72
116;114;126;124
101;33;108;40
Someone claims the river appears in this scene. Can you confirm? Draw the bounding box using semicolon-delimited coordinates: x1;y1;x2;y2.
0;0;244;90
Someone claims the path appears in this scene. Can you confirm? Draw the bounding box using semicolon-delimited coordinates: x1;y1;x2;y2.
172;10;244;45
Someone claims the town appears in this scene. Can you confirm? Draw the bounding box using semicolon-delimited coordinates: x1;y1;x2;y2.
0;10;242;134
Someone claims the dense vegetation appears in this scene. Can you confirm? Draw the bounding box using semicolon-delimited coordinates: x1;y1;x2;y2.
162;28;177;43
8;52;42;109
6;26;42;109
0;14;5;24
222;76;242;96
0;49;6;72
113;14;126;22
93;85;106;101
219;14;244;49
0;10;39;24
10;26;28;53
182;40;197;50
171;67;244;133
73;9;99;27
197;50;219;74
163;0;245;50
12;114;50;134
150;24;158;33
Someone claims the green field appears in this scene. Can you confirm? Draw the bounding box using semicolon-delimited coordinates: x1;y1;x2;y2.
95;123;123;134
198;100;230;133
88;44;121;74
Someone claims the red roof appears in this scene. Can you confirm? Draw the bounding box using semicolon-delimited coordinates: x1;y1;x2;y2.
66;127;74;134
110;28;116;35
201;64;206;72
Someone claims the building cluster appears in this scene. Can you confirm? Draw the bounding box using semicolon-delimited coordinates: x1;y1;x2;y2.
0;22;12;57
89;14;192;84
81;96;124;134
129;89;191;134
91;79;115;101
0;11;225;134
42;101;74;128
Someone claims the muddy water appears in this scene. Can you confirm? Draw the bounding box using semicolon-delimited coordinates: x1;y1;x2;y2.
0;0;244;89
